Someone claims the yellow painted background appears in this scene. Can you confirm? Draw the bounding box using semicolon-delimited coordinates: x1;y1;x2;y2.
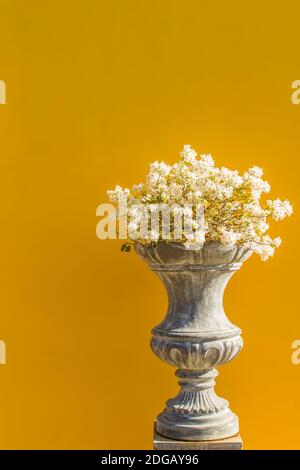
0;0;299;449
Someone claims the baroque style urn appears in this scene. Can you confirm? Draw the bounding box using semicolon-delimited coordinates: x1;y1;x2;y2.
135;241;252;441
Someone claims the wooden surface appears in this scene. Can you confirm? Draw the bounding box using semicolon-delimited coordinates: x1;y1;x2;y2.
154;422;243;450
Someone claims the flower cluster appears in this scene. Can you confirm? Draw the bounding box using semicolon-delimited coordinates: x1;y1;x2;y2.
107;145;292;260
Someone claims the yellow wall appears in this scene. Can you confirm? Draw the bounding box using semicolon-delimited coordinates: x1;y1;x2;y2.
0;0;299;449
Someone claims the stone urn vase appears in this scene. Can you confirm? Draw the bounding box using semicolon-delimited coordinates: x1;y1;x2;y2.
135;241;252;441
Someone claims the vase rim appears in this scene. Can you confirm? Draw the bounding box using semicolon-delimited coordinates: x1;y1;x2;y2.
134;240;251;251
134;241;254;258
135;240;253;268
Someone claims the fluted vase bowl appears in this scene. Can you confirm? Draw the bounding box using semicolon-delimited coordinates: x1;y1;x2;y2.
135;241;252;441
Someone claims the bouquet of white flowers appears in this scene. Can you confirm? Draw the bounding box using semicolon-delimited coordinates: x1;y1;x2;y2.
107;145;292;260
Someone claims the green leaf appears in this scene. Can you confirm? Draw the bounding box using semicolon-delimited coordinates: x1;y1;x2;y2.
121;243;131;253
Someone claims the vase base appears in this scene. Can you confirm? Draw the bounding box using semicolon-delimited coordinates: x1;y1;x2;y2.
156;408;239;442
154;421;243;450
156;369;239;441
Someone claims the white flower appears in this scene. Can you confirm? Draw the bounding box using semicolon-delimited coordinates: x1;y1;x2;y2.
107;185;130;203
107;145;292;261
180;145;197;163
203;180;217;192
214;184;233;200
220;167;243;188
132;183;144;192
273;237;282;248
128;205;146;221
147;172;160;186
200;153;214;167
257;220;269;233
194;190;203;200
244;203;268;217
150;161;171;176
244;168;270;200
252;243;275;261
247;166;264;178
169;182;183;199
218;227;241;245
184;230;205;250
267;198;293;221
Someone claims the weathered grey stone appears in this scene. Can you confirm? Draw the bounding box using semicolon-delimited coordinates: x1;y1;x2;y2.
153;421;243;450
135;241;252;441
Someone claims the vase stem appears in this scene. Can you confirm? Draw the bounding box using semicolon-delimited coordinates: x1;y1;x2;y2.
156;368;238;441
